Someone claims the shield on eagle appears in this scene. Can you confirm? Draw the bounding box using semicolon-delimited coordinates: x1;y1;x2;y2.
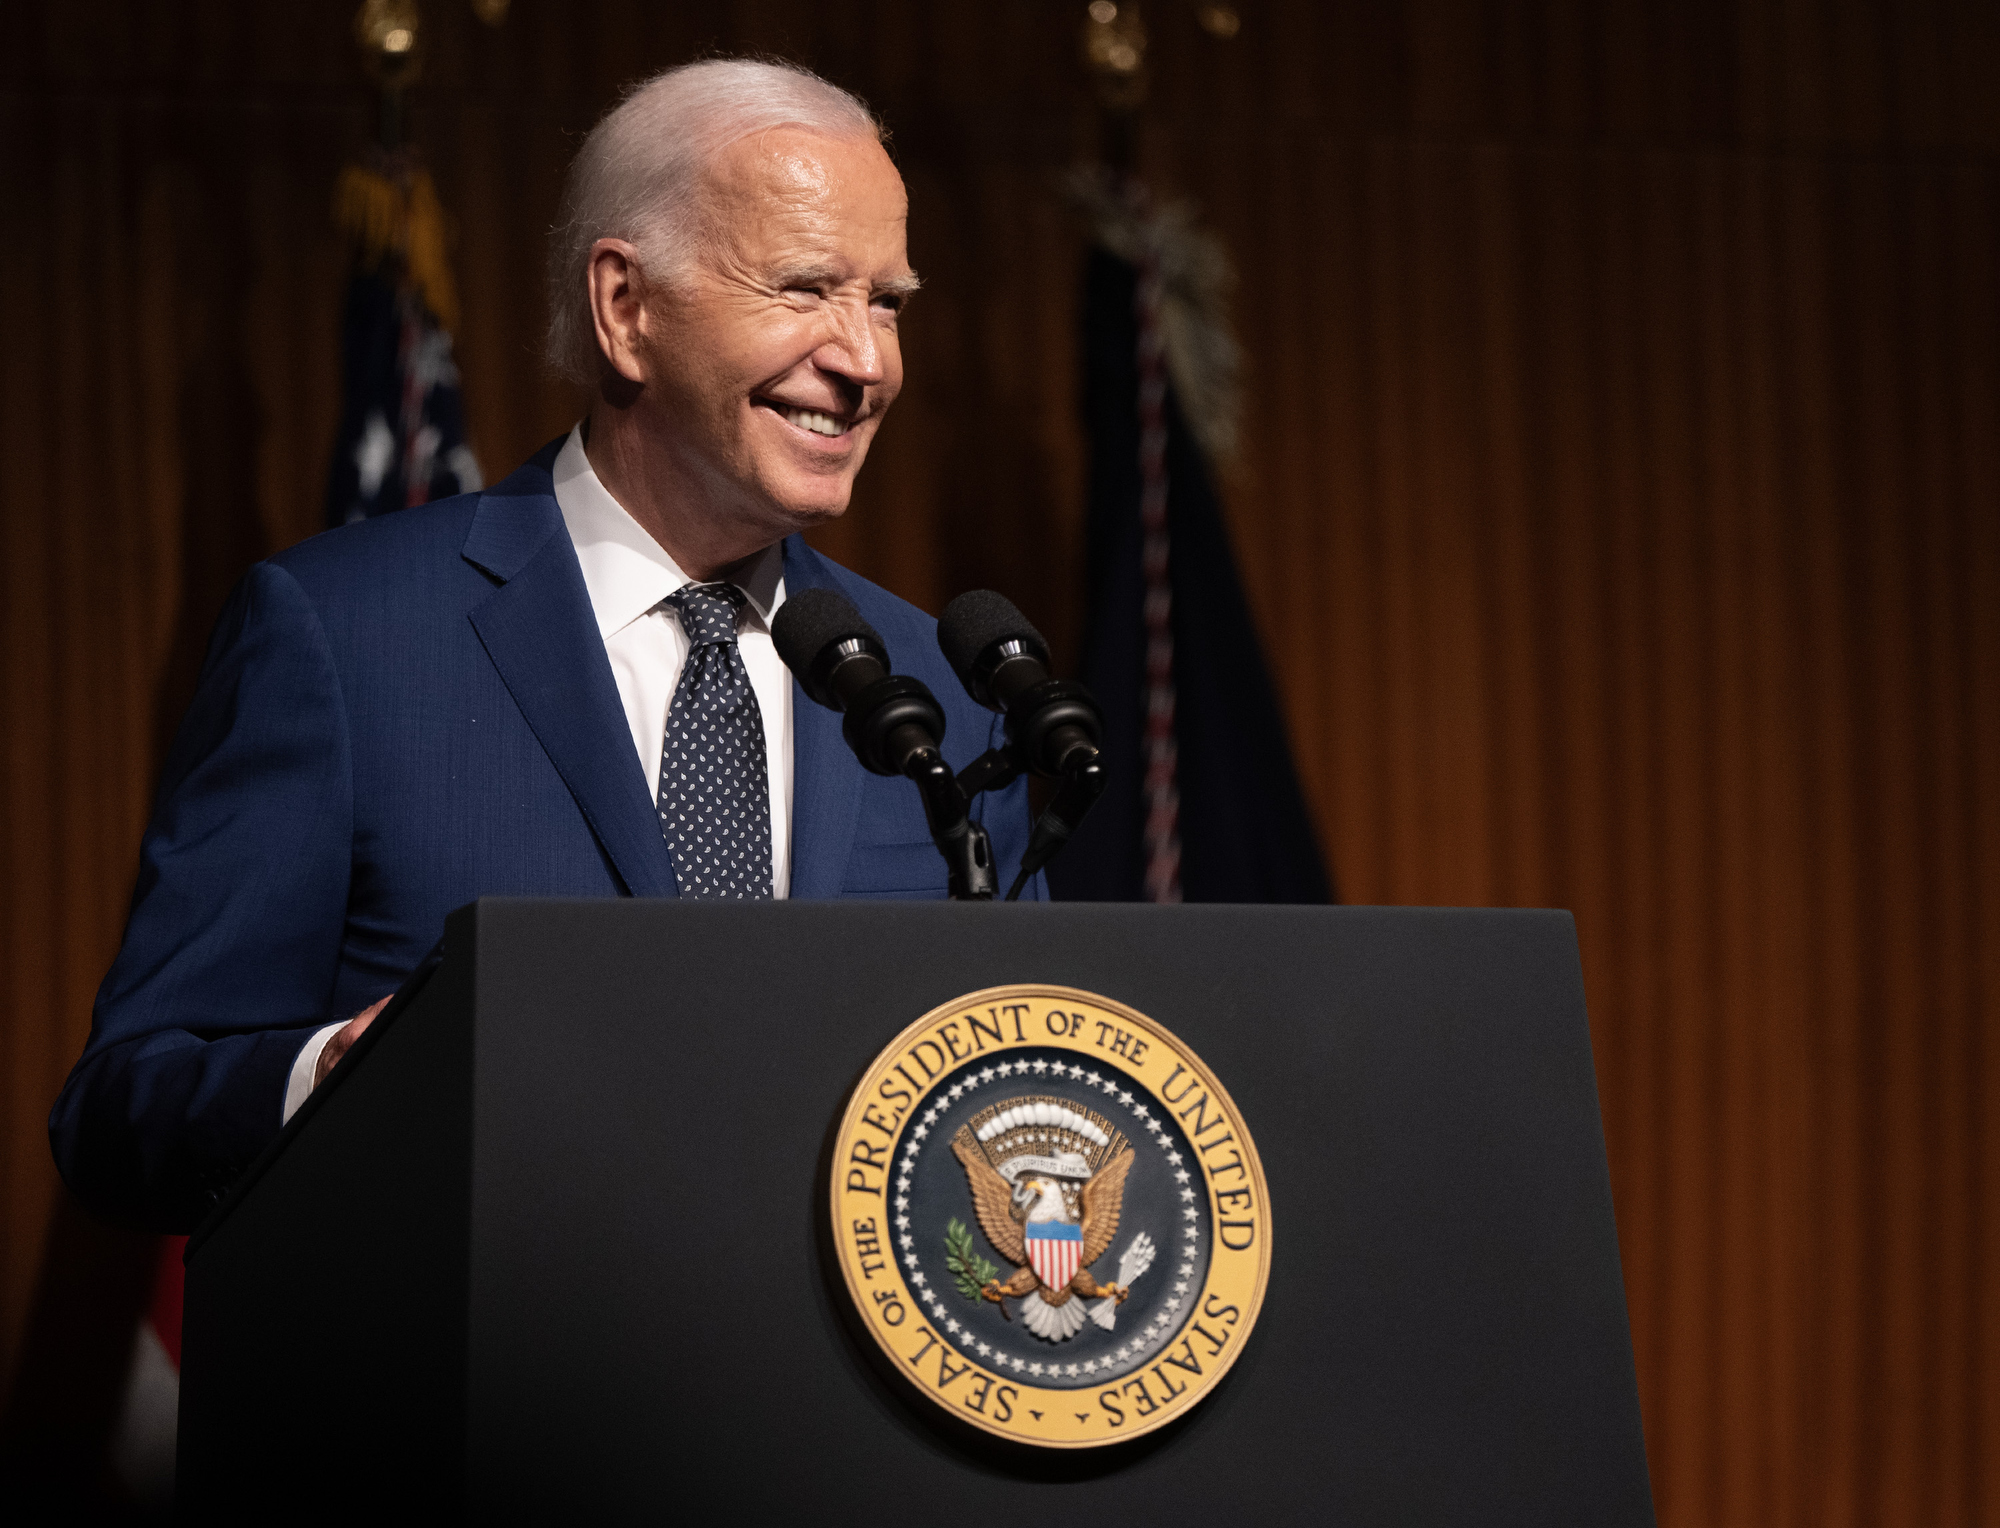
1025;1219;1083;1292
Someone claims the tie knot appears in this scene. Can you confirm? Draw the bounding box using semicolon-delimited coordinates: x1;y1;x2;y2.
665;582;745;647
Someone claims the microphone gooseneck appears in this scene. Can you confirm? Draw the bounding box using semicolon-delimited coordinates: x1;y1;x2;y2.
773;589;995;900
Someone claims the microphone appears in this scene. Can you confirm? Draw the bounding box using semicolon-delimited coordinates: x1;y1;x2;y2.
773;588;996;900
773;588;947;777
937;591;1108;900
936;591;1101;777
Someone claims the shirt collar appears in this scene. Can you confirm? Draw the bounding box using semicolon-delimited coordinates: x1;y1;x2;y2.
550;424;786;640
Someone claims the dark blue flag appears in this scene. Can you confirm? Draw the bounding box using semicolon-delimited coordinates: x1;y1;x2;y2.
324;162;479;527
1050;227;1332;905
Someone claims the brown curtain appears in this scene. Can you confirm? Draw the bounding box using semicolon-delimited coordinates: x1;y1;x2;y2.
1;4;1993;1521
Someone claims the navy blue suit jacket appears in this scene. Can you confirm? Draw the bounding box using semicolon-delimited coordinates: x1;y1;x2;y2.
51;442;1040;1229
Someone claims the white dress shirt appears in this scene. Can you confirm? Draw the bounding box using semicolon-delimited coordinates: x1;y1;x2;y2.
284;424;794;1123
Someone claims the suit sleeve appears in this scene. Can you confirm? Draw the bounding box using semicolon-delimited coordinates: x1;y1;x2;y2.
49;562;355;1230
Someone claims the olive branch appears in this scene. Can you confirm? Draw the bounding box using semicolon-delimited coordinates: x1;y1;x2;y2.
944;1217;998;1302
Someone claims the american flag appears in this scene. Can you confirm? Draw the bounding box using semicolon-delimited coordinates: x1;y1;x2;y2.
1051;183;1332;905
324;161;479;528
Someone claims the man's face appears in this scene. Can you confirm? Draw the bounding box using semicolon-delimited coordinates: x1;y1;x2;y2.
632;128;913;542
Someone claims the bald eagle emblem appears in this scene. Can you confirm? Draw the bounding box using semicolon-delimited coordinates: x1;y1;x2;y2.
950;1094;1150;1342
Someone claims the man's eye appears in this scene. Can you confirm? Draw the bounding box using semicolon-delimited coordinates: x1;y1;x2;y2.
873;293;905;313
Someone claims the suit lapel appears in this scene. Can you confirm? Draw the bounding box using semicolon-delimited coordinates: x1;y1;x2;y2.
464;457;678;899
782;536;863;899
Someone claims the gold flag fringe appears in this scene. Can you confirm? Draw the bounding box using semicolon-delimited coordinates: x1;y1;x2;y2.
333;163;460;332
1063;167;1242;470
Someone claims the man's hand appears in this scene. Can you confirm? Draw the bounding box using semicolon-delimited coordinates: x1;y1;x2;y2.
313;995;392;1091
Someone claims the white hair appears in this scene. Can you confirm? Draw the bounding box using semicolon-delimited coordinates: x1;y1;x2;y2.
544;58;884;384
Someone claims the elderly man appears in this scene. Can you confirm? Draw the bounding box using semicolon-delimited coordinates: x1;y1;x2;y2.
52;59;1041;1229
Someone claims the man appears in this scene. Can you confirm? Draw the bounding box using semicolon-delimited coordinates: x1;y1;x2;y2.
51;59;1041;1230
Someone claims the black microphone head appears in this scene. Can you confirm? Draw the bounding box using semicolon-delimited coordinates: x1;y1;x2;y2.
772;588;887;709
938;590;1050;706
773;587;884;677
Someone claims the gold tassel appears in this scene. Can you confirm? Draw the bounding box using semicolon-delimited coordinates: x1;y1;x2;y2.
332;163;460;332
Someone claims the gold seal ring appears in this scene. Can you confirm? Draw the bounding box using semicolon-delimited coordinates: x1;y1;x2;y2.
830;984;1271;1448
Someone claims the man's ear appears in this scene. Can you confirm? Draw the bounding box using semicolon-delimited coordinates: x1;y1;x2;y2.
586;239;650;386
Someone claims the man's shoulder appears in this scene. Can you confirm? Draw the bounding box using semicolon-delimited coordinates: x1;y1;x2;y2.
265;492;487;597
787;538;938;647
264;441;567;604
784;539;991;732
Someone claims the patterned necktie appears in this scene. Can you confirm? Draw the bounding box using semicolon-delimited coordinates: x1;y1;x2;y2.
656;582;773;899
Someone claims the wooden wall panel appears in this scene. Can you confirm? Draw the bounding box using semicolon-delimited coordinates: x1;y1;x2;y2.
1;3;1995;1521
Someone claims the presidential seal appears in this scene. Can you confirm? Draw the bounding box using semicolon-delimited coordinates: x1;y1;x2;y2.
830;985;1270;1448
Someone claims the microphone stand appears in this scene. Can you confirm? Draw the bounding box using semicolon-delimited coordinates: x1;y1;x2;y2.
773;591;1000;901
893;730;998;901
955;743;1108;901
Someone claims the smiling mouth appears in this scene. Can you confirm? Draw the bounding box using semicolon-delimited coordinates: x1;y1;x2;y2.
757;399;853;439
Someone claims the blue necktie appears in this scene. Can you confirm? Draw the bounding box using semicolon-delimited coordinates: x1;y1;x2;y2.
657;583;773;899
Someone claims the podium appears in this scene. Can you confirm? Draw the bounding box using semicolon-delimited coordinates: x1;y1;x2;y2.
179;900;1654;1522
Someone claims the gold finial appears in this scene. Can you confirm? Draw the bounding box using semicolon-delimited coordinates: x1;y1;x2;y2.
1081;1;1149;112
355;0;423;90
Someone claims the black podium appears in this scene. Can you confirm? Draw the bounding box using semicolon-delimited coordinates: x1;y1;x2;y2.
179;900;1654;1523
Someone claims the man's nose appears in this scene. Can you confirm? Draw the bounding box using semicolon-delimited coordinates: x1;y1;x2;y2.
815;296;886;387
